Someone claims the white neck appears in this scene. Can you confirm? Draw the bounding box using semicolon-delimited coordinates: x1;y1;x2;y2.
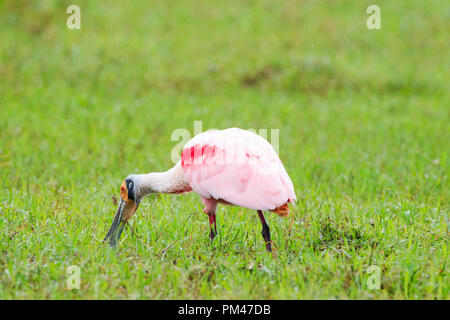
137;161;191;196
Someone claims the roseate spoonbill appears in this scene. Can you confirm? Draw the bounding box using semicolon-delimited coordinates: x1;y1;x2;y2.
104;128;296;252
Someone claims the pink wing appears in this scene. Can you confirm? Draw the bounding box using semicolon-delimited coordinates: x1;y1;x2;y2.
181;128;296;211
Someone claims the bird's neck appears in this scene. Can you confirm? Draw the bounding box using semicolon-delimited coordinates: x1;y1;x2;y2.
139;162;191;195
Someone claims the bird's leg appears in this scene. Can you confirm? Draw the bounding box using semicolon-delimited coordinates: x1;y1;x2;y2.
257;210;272;252
208;213;217;241
202;198;218;241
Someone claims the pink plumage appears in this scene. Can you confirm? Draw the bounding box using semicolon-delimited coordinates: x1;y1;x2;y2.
181;128;296;214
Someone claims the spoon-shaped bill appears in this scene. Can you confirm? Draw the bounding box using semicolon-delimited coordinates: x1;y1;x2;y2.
103;199;127;248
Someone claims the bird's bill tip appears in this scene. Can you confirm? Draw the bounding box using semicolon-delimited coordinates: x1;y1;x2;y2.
103;199;129;247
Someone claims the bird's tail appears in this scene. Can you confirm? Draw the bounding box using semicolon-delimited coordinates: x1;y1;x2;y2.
270;203;290;217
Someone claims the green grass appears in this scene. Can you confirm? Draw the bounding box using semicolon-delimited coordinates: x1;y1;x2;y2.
0;0;448;299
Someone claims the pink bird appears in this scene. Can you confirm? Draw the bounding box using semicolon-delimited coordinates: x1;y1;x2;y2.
104;128;296;252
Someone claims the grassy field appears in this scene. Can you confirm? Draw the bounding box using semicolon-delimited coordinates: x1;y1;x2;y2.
0;0;448;299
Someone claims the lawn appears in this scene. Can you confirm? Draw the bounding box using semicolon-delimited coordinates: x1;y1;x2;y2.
0;0;448;299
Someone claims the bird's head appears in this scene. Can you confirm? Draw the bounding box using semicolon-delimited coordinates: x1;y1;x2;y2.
103;175;142;247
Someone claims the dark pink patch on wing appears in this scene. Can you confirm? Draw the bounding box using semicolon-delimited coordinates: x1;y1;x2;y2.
181;144;219;168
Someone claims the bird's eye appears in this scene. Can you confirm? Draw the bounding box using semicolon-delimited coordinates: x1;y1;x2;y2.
125;179;135;201
126;179;134;191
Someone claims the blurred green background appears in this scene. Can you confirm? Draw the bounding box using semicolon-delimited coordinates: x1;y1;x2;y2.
0;0;448;299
